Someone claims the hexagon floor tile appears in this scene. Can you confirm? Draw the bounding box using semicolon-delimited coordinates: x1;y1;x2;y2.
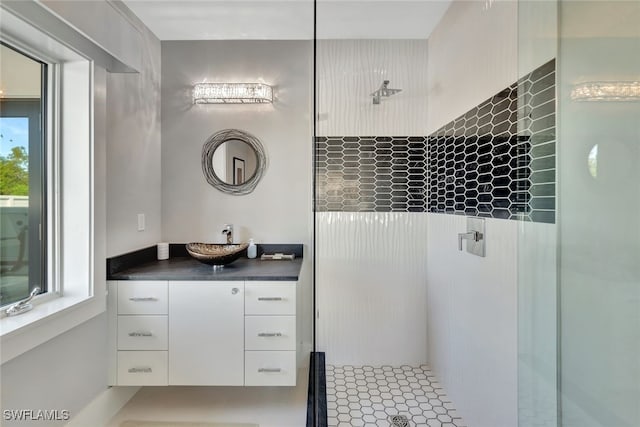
326;365;466;427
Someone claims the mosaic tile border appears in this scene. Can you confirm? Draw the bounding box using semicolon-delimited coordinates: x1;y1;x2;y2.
315;136;428;212
315;60;556;224
427;59;556;223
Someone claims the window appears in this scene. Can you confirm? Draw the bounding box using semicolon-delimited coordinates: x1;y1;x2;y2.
1;2;103;364
0;43;46;307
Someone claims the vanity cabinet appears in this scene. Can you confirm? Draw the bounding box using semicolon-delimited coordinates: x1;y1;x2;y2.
109;281;169;386
244;282;297;386
107;279;297;387
168;281;244;385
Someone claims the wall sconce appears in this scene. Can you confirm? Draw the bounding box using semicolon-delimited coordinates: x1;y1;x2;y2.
193;83;273;104
571;81;640;102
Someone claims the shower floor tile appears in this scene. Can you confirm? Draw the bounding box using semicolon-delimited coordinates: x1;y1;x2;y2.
326;365;465;427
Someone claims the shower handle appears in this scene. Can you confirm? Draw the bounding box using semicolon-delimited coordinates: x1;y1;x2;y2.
458;231;483;251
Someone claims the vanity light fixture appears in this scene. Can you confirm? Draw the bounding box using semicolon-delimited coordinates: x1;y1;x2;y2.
571;81;640;102
193;82;273;104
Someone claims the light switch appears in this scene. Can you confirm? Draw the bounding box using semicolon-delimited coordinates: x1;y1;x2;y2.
137;213;145;231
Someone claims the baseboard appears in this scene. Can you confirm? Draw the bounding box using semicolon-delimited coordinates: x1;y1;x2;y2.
65;386;141;427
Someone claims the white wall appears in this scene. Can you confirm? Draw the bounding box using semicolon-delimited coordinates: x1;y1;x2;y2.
160;40;313;360
0;60;109;427
426;2;557;427
0;315;109;427
106;19;162;257
314;39;430;365
0;3;160;425
317;39;429;136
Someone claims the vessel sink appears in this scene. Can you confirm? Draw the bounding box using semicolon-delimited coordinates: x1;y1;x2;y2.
185;242;249;266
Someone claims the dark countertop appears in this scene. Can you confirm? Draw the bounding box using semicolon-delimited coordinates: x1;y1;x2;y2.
109;256;302;281
107;243;303;281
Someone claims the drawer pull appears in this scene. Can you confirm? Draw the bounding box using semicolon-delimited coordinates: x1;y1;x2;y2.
128;367;152;373
257;297;283;301
258;368;282;373
258;332;283;337
129;297;158;302
128;331;153;337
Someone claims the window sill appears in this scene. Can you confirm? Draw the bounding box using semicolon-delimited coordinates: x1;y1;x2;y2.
0;292;106;364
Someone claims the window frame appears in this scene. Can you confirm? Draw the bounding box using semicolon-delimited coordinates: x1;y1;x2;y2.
0;6;105;365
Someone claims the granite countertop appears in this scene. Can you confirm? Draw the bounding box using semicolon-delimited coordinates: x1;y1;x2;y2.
107;243;303;282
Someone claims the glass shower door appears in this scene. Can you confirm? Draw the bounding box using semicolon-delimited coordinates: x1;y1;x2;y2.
519;1;640;427
556;1;640;426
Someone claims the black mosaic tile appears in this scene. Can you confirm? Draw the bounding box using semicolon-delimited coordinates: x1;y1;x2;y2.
427;59;556;224
315;60;555;223
315;136;428;212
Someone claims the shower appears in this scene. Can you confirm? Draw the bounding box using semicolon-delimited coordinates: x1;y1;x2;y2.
371;80;402;104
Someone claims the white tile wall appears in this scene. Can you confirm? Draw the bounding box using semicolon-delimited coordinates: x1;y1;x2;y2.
426;213;518;427
424;2;561;426
316;212;428;366
317;39;429;136
427;0;517;134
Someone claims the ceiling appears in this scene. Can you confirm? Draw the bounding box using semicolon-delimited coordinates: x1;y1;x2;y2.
122;1;452;40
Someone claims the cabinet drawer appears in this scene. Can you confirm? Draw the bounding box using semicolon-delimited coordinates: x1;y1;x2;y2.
118;281;168;315
117;315;168;350
117;351;168;386
245;316;296;351
245;351;296;386
245;282;296;315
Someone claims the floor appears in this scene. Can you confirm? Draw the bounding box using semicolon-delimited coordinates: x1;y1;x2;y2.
326;365;465;427
106;369;308;427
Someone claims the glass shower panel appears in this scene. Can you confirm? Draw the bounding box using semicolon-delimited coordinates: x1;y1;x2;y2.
517;2;559;427
557;1;640;426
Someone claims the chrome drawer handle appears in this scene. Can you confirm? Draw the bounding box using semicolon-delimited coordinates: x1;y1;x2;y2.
128;331;153;337
128;367;152;373
258;368;282;373
258;332;283;337
257;297;283;301
129;297;158;302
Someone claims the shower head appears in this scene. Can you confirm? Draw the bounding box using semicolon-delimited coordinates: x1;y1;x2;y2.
371;80;402;104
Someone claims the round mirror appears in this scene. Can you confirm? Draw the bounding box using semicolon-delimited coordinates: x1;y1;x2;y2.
202;129;267;195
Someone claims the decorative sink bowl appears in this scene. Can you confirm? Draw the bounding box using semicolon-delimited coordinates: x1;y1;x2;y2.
186;242;249;266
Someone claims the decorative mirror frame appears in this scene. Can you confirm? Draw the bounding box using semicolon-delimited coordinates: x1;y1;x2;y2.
201;129;267;195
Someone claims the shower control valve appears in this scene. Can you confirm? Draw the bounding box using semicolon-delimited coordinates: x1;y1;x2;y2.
458;231;483;250
458;217;486;257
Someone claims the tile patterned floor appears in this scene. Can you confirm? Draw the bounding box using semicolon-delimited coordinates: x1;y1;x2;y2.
326;365;466;427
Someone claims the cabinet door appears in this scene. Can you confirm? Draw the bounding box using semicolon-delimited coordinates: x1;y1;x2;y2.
168;281;244;385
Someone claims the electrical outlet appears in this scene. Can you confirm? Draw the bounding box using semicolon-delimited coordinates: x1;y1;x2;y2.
137;213;145;231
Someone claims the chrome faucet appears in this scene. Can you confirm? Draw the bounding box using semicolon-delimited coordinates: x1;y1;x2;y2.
222;224;233;244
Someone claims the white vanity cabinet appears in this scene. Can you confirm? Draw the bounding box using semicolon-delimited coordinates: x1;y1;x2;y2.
108;281;169;386
244;282;297;386
168;281;244;385
108;279;297;387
